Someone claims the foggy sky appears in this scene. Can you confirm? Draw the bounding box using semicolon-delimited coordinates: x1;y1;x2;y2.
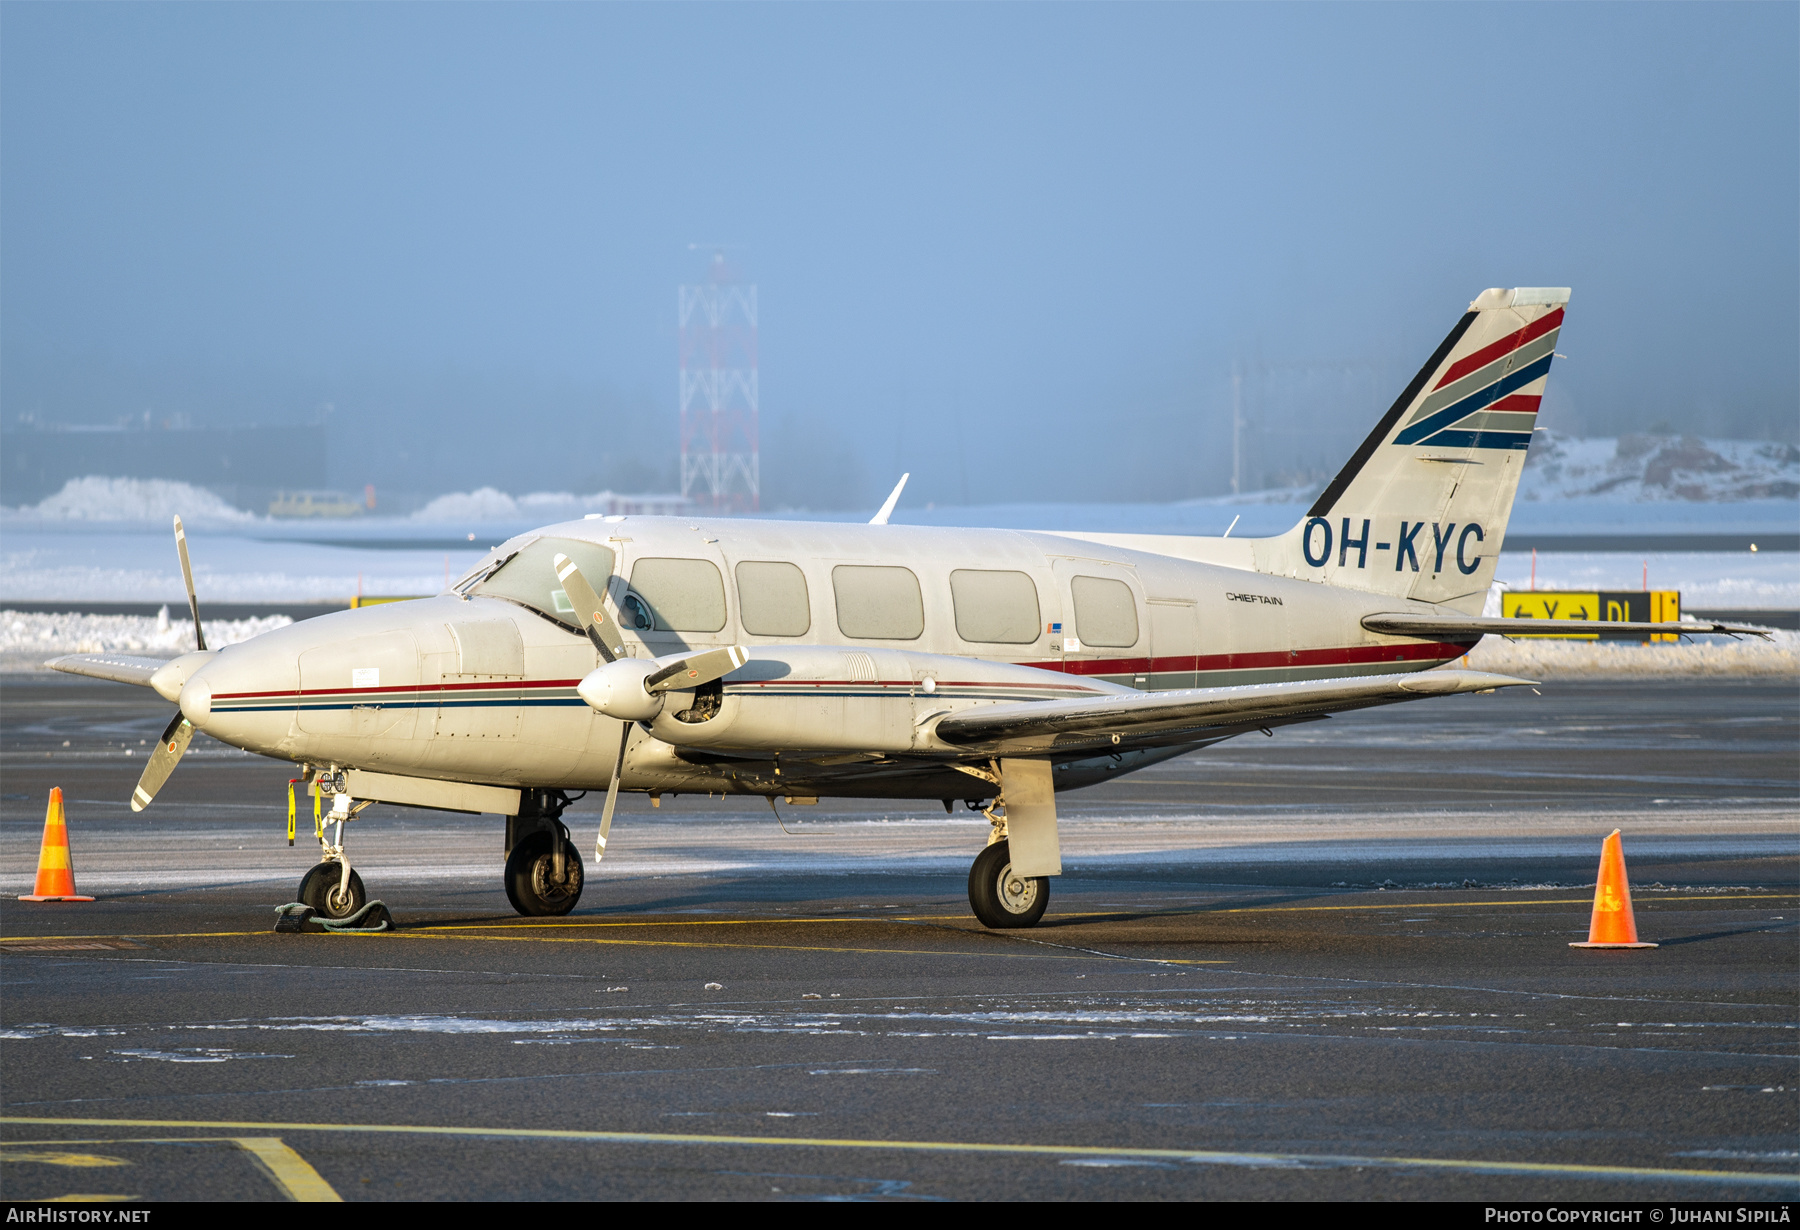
3;3;1795;510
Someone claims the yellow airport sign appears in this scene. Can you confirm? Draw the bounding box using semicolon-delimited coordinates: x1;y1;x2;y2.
349;596;427;609
1501;591;1680;641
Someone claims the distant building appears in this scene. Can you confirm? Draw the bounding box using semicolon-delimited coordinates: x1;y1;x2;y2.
586;491;691;517
0;423;326;510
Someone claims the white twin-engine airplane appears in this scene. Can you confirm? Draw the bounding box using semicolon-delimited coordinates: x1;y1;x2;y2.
51;287;1762;928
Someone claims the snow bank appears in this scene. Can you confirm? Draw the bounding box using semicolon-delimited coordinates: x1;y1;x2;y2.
411;487;523;521
410;488;689;523
1492;550;1800;610
4;477;258;524
1519;433;1800;503
1;608;293;672
1463;628;1798;679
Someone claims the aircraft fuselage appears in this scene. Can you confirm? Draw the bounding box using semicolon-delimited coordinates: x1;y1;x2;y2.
174;516;1472;801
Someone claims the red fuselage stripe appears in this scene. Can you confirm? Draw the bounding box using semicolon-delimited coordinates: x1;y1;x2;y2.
1055;640;1470;675
212;642;1472;701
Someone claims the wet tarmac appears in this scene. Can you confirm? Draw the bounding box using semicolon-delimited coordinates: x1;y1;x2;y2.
1;675;1795;1201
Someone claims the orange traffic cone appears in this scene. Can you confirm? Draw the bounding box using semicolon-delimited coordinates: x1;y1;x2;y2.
1569;828;1654;949
18;788;94;903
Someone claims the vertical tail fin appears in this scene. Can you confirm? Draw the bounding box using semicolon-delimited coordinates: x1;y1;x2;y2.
1252;287;1569;613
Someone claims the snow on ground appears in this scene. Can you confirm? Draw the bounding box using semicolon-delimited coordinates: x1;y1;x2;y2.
409;488;689;522
0;533;478;603
1;477;257;524
1466;629;1798;680
1;609;293;671
1491;551;1800;610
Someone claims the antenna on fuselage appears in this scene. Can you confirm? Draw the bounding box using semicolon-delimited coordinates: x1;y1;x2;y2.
869;473;910;526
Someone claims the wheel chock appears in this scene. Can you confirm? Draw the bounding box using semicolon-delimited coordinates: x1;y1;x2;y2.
274;903;320;933
323;901;393;932
273;901;393;934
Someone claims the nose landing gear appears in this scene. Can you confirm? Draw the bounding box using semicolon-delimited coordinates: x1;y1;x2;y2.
296;772;369;920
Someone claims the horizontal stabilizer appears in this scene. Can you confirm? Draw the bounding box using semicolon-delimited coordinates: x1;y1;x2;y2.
1362;613;1774;640
46;653;167;687
933;669;1531;753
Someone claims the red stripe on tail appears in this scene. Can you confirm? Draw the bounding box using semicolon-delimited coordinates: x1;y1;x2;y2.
1433;307;1563;391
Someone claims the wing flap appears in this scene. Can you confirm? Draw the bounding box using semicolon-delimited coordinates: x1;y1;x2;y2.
933;668;1531;749
46;653;168;687
1363;613;1774;640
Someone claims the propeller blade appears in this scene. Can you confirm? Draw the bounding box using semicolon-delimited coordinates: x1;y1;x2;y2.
131;711;195;812
644;645;749;694
173;515;206;652
594;721;632;863
553;553;624;663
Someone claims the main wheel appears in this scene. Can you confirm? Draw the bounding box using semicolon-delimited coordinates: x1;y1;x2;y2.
298;862;367;920
504;831;585;917
968;840;1048;929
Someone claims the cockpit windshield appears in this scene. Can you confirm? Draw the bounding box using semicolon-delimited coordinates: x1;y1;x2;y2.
468;536;617;631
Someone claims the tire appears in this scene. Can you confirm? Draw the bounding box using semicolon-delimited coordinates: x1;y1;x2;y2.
504;831;585;917
968;840;1048;929
298;862;367;920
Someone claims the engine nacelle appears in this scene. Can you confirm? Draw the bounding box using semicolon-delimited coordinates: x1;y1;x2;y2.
577;660;663;722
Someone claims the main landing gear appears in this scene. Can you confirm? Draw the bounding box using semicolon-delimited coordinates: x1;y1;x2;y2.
968;840;1049;929
504;789;584;917
297;771;369;920
966;796;1048;929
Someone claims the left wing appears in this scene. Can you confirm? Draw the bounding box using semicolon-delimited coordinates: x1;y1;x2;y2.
46;653;167;687
932;669;1529;755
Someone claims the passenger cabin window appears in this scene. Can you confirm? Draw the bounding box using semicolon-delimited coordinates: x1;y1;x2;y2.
833;565;924;640
472;537;616;632
736;560;811;636
628;558;728;633
1071;575;1138;647
950;569;1041;644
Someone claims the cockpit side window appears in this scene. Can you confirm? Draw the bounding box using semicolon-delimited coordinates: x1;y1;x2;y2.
472;537;617;630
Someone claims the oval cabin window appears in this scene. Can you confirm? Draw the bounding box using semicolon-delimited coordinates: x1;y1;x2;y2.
1071;575;1139;647
950;569;1041;644
627;558;728;633
736;560;811;636
833;565;924;640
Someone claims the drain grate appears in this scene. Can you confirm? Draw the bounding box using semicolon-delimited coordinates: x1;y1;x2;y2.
0;937;146;953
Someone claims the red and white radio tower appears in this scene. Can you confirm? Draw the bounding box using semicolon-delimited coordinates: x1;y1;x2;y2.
679;252;759;512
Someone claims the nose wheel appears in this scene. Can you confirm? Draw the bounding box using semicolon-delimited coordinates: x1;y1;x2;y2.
298;862;367;920
297;772;371;920
968;839;1047;929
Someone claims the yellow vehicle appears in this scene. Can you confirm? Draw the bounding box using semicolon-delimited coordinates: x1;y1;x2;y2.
268;490;362;518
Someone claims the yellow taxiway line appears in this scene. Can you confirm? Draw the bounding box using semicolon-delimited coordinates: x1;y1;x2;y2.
0;891;1789;948
0;1134;341;1202
2;1115;1793;1190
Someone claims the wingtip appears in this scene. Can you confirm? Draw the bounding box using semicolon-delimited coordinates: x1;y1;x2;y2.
1399;669;1537;694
